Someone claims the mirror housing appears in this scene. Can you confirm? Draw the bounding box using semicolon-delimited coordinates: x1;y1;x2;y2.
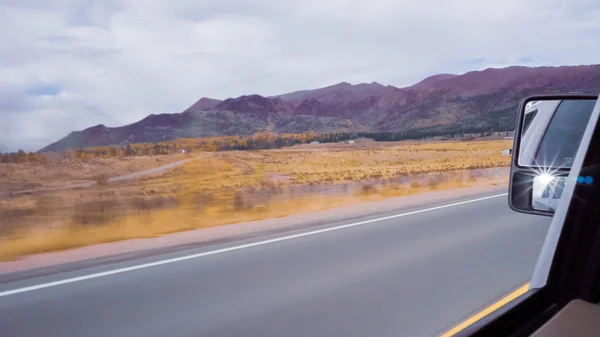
509;94;598;216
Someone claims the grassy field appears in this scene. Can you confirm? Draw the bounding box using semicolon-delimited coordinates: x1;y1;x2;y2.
0;140;512;260
0;153;192;191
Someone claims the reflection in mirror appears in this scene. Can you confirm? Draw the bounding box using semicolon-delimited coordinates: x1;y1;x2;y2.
532;174;567;212
518;99;597;169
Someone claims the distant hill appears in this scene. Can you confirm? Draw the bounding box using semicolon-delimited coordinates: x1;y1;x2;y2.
41;64;600;152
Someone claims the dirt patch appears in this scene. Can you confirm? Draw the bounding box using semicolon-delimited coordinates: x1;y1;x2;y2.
0;153;193;192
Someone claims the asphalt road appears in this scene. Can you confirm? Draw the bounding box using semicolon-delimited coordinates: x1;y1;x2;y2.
0;194;551;337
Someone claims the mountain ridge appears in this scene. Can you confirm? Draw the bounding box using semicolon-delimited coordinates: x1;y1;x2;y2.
41;64;600;152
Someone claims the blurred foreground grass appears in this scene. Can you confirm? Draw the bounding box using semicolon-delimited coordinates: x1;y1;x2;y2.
0;140;511;260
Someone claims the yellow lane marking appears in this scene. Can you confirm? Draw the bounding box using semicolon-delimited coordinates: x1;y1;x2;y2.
439;282;530;337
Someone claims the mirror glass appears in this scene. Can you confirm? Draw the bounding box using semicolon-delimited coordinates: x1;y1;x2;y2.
518;99;597;169
532;174;567;212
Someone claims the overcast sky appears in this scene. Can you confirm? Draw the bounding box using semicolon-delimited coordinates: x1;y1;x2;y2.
1;0;599;152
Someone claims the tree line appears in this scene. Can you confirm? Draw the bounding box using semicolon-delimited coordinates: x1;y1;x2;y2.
0;128;512;163
0;150;47;163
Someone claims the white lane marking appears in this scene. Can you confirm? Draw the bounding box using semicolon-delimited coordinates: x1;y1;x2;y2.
0;193;507;298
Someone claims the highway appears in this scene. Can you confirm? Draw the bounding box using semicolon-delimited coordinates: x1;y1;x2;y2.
0;193;551;337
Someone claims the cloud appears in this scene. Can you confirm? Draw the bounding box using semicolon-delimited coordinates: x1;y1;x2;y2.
0;0;599;151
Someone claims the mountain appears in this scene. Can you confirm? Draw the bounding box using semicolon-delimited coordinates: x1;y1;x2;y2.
276;81;387;102
41;64;600;152
186;97;222;111
405;74;459;91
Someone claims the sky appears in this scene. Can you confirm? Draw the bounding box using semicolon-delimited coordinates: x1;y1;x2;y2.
1;0;600;152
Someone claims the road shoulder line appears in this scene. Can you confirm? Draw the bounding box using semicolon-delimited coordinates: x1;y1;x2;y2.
438;282;530;336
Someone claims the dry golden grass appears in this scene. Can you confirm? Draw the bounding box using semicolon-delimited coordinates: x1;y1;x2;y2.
0;140;512;260
0;175;507;261
160;140;511;188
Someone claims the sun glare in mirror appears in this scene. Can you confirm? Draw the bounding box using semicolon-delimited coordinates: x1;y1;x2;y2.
537;173;554;185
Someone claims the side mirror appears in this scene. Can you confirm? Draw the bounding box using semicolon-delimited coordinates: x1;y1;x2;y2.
509;94;598;216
